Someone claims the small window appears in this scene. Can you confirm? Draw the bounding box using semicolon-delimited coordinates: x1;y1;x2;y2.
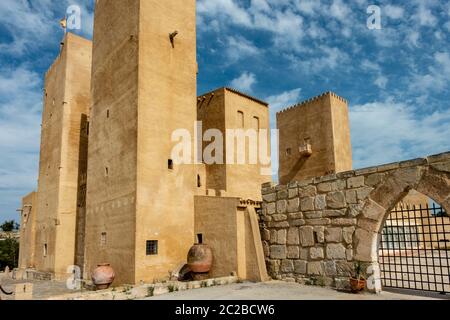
105;167;109;177
197;234;203;244
286;148;292;156
101;232;107;246
106;109;110;118
146;240;158;255
44;244;48;257
237;111;244;128
168;159;174;170
197;174;202;188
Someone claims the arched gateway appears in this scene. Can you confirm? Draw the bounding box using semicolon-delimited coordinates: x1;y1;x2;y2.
260;152;450;294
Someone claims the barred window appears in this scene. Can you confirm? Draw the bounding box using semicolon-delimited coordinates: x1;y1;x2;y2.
146;240;158;255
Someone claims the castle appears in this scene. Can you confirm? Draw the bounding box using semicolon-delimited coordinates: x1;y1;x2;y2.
17;0;352;285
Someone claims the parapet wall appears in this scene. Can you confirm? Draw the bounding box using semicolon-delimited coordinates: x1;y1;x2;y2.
259;152;450;291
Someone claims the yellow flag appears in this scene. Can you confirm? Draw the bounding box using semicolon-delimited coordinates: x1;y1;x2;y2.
60;17;67;29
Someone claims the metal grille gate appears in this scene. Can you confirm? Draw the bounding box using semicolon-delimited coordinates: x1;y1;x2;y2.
379;203;450;294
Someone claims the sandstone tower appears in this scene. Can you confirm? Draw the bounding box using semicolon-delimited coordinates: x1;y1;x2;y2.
197;88;271;200
85;0;197;284
277;92;352;184
34;33;92;278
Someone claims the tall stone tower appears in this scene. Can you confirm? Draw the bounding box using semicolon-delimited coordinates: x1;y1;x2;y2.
85;0;197;284
197;88;272;200
34;33;92;278
277;92;352;184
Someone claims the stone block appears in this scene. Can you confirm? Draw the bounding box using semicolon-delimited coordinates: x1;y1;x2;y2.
272;214;288;222
287;246;300;259
317;182;332;193
267;202;276;215
324;261;337;276
345;190;357;204
307;218;331;225
266;259;280;274
287;198;300;213
299;226;315;246
262;193;276;203
276;200;287;214
323;210;345;218
290;219;306;227
314;226;325;243
325;227;342;243
281;260;294;273
346;203;363;217
347;176;365;189
354;229;377;261
343;227;355;244
262;229;270;241
307;262;324;276
276;229;287;245
268;221;290;228
288;187;298;198
326;244;346;260
365;173;384;187
314;195;327;210
270;230;277;244
305;211;323;219
270;245;287;259
331;218;356;226
416;168;450;205
300;248;309;260
287;228;299;245
277;189;288;199
294;260;307;275
263;241;270;257
288;212;303;220
299;185;317;198
300;197;315;211
326;192;346;209
310;247;324;260
346;248;354;261
362;199;385;221
356;187;373;201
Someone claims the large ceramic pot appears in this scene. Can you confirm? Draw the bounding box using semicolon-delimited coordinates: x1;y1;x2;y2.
92;264;115;290
187;244;213;273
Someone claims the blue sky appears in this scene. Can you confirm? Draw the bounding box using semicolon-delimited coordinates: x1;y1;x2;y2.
0;0;449;222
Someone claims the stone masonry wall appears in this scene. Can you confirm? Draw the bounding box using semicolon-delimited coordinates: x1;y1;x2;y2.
259;152;450;291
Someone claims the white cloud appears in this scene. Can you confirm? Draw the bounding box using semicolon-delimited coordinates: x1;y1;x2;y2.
413;4;437;27
374;75;388;89
409;51;450;93
229;72;257;93
225;36;260;63
384;5;404;20
266;88;302;114
0;66;42;219
350;100;450;169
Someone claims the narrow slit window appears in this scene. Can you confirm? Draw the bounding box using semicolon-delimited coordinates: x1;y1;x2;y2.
44;244;48;257
106;109;110;118
146;240;158;255
197;174;202;188
105;167;109;177
253;116;260;130
286;148;292;156
237;111;244;128
197;234;203;244
168;159;174;170
101;232;107;246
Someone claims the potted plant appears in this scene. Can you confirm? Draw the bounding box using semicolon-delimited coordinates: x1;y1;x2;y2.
350;261;366;293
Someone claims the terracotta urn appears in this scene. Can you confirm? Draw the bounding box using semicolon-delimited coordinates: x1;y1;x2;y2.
350;278;366;293
187;244;213;273
92;263;115;290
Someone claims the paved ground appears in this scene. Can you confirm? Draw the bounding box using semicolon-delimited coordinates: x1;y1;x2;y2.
144;281;449;300
0;274;76;300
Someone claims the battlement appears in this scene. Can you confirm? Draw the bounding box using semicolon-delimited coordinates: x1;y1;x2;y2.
277;91;348;115
197;87;269;107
